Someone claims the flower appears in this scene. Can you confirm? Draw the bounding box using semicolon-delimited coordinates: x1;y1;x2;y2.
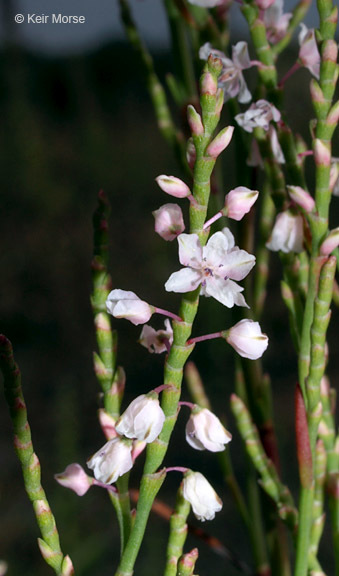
115;393;165;443
226;319;269;359
206;126;234;158
156;175;191;198
223;186;259;220
186;407;232;452
87;437;133;484
320;228;339;255
287;185;315;213
55;464;93;496
256;0;275;8
153;203;185;241
106;289;153;326
298;24;320;79
236;100;281;133
247;126;285;167
182;471;223;521
139;319;173;353
165;229;255;308
200;41;254;103
266;210;304;253
264;0;292;44
330;158;339;196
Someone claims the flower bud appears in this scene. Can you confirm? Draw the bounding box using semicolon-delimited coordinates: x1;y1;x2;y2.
200;70;218;95
223;186;259;220
87;437;133;484
156;175;191;198
186;407;232;452
153;203;185;241
327;101;339;128
182;471;223;521
115;393;165;443
287;185;315;213
55;464;94;496
106;289;153;326
61;555;75;576
187;105;204;136
139;319;173;354
309;79;324;103
98;409;117;440
266;210;304;253
320;228;339;255
314;139;331;166
298;24;320;79
206;126;234;158
225;319;268;360
330;158;339;195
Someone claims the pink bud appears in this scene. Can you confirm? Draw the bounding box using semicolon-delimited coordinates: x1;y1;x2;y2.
323;39;338;62
225;319;268;360
327;101;339;127
314;139;331;166
106;289;154;326
206;126;234;158
310;79;324;103
55;464;93;496
223;186;259;220
187;105;204;136
330;159;339;195
153;203;185;241
156;175;191;198
200;70;218;95
61;556;75;576
98;409;117;440
320;228;339;255
287;185;315;213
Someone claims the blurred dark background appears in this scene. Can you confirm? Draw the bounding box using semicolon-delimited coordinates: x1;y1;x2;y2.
0;1;338;575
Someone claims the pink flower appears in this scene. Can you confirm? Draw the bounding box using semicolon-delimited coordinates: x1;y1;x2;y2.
139;319;173;353
187;105;204;136
226;319;268;360
55;464;93;496
183;471;223;521
156;175;191;198
224;186;259;220
287;186;315;213
165;229;255;308
235;100;281;133
186;407;232;452
207;126;234;158
320;228;339;255
266;210;304;253
264;0;292;44
106;289;153;326
115;394;165;443
87;437;133;485
153;203;185;241
298;24;320;79
200;41;255;103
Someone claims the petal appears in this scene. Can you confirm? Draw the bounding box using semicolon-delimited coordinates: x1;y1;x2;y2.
178;233;203;267
218;249;256;281
232;41;252;70
205;277;246;307
203;231;229;266
165;268;202;293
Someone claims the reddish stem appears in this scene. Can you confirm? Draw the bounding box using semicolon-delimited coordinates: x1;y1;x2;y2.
155;307;182;322
187;331;223;345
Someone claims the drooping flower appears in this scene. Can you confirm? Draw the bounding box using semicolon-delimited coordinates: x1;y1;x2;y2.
225;319;269;360
223;187;259;220
298;24;320;79
106;290;154;326
55;464;94;496
165;229;255;308
235;100;281;133
139;319;173;354
200;41;255;103
153;204;185;241
115;393;165;443
266;210;304;253
186;407;232;452
87;437;133;485
156;175;191;198
264;0;292;44
182;471;223;521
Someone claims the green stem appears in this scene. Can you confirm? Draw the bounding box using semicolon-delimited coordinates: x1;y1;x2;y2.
294;486;314;576
164;485;191;576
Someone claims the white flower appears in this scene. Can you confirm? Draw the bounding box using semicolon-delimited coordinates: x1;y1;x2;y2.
264;0;292;44
115;394;165;443
298;24;320;79
183;471;223;521
55;464;93;496
186;407;232;452
226;319;269;360
266;210;304;253
87;437;133;485
235;99;281;133
165;229;255;308
139;319;173;354
106;289;153;326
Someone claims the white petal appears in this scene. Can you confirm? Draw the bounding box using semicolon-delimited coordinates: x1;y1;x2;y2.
218;249;256;281
232;41;252;70
205;277;246;307
165;268;202;293
178;234;203;268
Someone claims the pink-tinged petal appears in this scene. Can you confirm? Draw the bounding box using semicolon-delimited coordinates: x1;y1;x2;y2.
153;203;185;241
165;268;202;293
55;464;93;496
226;319;269;359
269;126;285;164
218;249;256;281
237;74;252;104
266;210;304;253
203;231;230;266
156;175;191;198
206;126;234;158
199;42;226;62
320;228;339;255
224;186;259;220
113;300;153;325
232;41;252;70
139;320;173;354
287;186;315;213
247;139;264;168
187;105;204;136
205;276;247;308
178;233;203;268
221;227;236;249
256;0;275;8
298;24;320;79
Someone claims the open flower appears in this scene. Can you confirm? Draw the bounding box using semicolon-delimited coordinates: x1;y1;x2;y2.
183;471;223;521
236;100;281;133
165;229;255;308
266;210;304;253
153;203;185;241
226;319;269;360
298;24;320;79
55;464;94;496
264;0;292;44
139;319;173;353
106;290;154;326
87;437;133;484
115;393;165;443
200;41;254;103
186;407;232;452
